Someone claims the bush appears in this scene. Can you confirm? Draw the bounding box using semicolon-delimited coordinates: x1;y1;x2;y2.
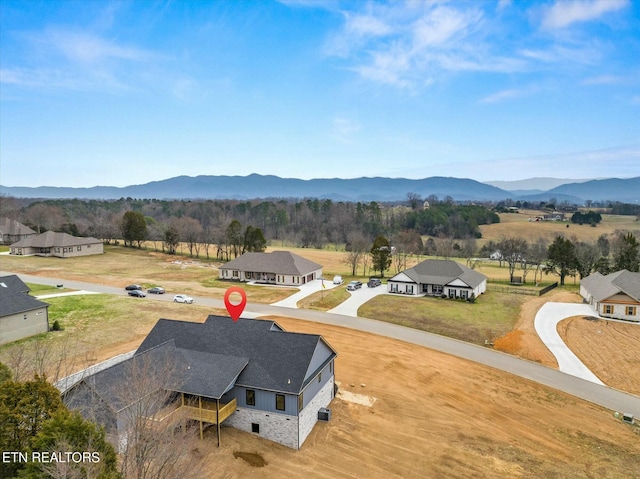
51;320;62;331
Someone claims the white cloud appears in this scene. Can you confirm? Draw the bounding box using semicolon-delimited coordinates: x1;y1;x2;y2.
480;87;529;104
540;0;629;30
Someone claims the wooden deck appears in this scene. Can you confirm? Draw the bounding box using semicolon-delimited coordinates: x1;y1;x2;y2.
149;397;237;426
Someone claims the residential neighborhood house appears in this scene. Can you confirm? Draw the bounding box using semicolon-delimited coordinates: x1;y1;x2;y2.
387;259;487;299
219;251;323;286
0;274;50;345
580;270;640;322
9;231;104;257
62;315;337;450
0;217;37;245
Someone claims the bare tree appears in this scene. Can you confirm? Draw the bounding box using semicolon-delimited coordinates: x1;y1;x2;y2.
96;351;205;479
345;232;368;276
497;237;528;283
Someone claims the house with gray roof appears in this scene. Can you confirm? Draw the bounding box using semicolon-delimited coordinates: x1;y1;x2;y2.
219;251;323;286
10;231;104;258
0;274;49;345
387;259;487;300
580;270;640;322
0;217;37;245
63;315;337;450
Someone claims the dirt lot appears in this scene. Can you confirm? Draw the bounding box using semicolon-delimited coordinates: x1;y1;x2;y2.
195;316;640;479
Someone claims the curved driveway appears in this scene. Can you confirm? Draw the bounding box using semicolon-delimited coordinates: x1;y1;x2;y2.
534;302;604;384
4;270;640;418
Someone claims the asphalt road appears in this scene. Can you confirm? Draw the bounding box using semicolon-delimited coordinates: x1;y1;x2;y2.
4;270;640;418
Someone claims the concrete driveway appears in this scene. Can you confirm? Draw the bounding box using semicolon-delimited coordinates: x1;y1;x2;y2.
270;278;340;308
327;284;387;317
534;302;604;384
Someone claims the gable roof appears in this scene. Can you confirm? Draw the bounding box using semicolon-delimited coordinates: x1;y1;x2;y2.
581;270;640;302
11;231;101;248
220;251;322;276
389;259;487;289
0;274;48;317
137;315;336;395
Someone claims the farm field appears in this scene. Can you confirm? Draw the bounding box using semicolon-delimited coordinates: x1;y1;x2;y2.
479;212;640;247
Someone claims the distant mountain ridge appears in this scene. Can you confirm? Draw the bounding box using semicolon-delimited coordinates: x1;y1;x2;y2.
1;174;637;203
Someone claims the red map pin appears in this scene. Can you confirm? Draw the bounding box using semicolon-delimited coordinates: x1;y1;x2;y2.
224;286;247;322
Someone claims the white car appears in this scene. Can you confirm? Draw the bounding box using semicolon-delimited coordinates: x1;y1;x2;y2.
173;294;194;304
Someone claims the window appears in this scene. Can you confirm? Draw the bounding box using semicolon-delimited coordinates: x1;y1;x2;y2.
298;394;304;413
246;272;252;279
246;389;255;406
318;373;322;383
275;394;285;411
77;246;81;251
232;271;239;277
251;423;260;434
626;306;636;316
433;285;443;294
603;305;613;315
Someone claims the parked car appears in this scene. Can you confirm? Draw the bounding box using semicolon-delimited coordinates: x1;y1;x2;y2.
332;275;344;285
173;294;194;304
346;281;362;291
128;290;146;298
367;278;382;288
147;287;165;294
125;284;142;291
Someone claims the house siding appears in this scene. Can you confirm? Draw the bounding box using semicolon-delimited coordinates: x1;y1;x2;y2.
233;386;297;416
301;362;333;409
0;307;49;345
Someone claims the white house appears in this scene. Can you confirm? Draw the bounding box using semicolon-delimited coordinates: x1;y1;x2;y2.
219;251;323;286
580;270;640;322
387;259;487;300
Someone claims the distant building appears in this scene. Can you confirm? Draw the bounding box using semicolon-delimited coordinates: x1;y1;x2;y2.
219;251;322;286
580;270;640;322
0;274;49;345
10;231;104;258
63;315;337;450
387;259;487;299
0;217;37;245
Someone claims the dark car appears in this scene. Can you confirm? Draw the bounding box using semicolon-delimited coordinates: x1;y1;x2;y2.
125;284;142;291
128;289;146;298
367;278;382;288
147;287;165;294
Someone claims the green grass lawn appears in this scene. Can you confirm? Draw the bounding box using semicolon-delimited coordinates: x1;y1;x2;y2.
359;292;527;345
297;287;351;311
0;294;226;381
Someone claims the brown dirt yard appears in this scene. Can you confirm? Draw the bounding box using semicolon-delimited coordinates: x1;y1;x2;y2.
199;316;640;479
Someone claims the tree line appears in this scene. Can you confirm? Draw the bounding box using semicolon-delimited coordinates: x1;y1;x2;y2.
0;195;499;259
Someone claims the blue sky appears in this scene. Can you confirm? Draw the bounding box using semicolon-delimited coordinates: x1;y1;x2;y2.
1;0;639;188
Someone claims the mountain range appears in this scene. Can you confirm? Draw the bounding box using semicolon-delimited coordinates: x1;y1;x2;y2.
1;175;638;204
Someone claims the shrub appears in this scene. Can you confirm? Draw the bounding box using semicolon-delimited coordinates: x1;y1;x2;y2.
51;320;62;331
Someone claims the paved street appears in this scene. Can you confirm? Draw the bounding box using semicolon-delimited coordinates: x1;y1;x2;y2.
3;270;640;418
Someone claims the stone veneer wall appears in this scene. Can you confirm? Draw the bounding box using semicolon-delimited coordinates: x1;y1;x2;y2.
298;376;334;447
224;376;334;449
225;407;300;449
